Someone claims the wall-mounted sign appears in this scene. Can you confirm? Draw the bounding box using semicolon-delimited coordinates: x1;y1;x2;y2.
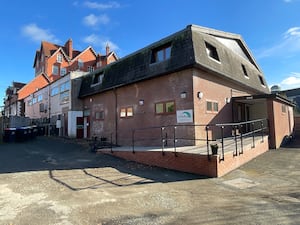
176;109;193;123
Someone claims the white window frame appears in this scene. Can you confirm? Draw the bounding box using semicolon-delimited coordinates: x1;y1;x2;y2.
57;54;63;63
60;68;67;76
52;65;59;75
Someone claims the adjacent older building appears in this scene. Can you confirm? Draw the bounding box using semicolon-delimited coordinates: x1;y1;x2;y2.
3;82;26;117
24;71;88;137
18;39;118;117
79;24;294;149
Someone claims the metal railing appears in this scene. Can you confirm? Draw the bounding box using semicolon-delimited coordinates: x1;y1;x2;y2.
215;118;268;160
131;118;268;161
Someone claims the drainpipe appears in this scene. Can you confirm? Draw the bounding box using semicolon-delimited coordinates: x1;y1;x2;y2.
113;88;118;145
48;85;51;136
231;89;234;122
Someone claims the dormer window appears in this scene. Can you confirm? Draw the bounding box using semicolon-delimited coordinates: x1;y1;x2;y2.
258;75;266;86
205;42;220;62
92;73;104;85
57;54;63;63
60;68;67;76
151;43;172;63
52;65;59;75
242;64;249;78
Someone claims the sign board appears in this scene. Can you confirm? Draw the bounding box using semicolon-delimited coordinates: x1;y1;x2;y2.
176;109;193;123
56;120;61;128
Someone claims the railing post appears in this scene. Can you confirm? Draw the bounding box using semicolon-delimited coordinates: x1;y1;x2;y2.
132;129;135;153
165;133;168;146
221;126;224;161
234;125;238;156
173;126;177;157
161;127;165;156
261;121;264;143
206;125;210;159
252;122;255;148
240;124;243;155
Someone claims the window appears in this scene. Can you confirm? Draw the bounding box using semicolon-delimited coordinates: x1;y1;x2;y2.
60;91;69;104
60;68;67;76
39;103;45;112
206;101;219;113
151;43;172;63
95;111;104;120
57;54;63;63
78;59;84;69
120;107;133;118
60;81;70;92
28;100;32;106
155;101;175;114
242;64;248;77
92;73;104;85
282;104;287;113
52;65;59;75
96;61;102;68
205;42;220;61
258;75;265;86
37;94;43;102
51;86;59;96
32;97;37;104
88;66;94;72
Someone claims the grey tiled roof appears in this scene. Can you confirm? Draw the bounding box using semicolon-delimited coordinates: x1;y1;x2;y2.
79;25;269;98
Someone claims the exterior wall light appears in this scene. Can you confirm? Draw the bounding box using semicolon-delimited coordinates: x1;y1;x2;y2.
139;99;144;105
225;97;231;104
197;91;203;99
180;91;187;99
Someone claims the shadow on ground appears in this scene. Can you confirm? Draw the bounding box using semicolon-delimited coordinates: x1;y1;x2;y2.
0;136;203;191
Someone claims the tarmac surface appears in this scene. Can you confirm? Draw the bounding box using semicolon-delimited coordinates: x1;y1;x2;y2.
0;135;299;225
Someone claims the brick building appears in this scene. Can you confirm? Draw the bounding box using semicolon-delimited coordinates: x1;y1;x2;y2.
79;24;294;149
3;82;26;117
17;39;118;118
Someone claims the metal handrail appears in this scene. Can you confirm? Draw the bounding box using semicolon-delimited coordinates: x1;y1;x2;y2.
130;118;268;161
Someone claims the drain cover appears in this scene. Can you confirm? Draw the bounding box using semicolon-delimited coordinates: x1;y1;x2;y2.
223;178;259;189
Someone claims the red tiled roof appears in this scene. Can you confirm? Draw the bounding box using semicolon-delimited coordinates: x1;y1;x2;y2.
18;74;50;100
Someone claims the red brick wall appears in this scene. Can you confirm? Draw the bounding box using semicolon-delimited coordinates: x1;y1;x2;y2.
217;138;269;177
84;69;195;146
268;99;294;149
99;137;269;177
83;67;268;146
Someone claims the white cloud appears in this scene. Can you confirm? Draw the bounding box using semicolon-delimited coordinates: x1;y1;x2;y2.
21;23;60;44
84;1;120;10
83;34;119;53
256;27;300;59
280;72;300;90
83;14;110;27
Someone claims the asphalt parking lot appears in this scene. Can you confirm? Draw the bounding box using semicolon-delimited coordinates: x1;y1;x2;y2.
0;136;299;225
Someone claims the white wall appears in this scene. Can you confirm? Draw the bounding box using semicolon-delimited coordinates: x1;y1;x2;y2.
50;74;71;117
68;110;83;137
24;86;49;119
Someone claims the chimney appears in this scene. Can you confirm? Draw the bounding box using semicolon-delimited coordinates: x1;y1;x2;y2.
106;43;110;56
65;39;73;59
96;53;101;68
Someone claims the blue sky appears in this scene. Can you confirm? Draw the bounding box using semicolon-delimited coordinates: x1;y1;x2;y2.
1;0;300;106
